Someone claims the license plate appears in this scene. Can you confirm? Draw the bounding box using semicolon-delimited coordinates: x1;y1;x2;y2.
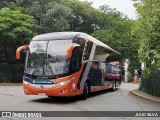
38;93;47;96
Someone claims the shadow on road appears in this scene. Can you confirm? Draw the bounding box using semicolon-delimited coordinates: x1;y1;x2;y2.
88;88;119;98
29;88;119;104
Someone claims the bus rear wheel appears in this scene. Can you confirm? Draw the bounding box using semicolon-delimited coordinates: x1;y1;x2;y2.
82;82;89;100
111;80;116;91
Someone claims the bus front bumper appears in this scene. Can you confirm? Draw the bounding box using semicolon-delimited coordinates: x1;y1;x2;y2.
23;81;72;97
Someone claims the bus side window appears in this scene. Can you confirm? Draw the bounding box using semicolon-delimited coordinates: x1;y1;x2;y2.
83;41;93;61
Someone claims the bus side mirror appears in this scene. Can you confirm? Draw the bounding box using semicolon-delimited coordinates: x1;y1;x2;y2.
67;43;80;58
16;45;29;60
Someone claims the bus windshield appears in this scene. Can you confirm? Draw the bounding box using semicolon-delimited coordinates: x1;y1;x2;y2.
25;40;72;77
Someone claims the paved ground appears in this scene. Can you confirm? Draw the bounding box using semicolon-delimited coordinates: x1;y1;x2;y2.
0;83;160;120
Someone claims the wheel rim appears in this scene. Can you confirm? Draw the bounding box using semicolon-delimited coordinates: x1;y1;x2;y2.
86;85;89;95
113;81;115;90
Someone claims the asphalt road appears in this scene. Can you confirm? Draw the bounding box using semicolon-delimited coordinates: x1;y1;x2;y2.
0;83;160;120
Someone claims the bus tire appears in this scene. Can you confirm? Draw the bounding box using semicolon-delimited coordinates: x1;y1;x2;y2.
111;80;116;92
48;96;54;98
82;82;89;100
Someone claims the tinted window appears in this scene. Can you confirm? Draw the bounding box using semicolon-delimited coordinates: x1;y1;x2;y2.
83;41;93;60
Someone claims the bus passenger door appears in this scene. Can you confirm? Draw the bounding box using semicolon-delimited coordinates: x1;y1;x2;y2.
100;62;106;85
89;61;102;86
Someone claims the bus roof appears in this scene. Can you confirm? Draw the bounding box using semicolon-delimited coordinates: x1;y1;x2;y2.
88;35;121;55
32;32;121;55
32;32;81;41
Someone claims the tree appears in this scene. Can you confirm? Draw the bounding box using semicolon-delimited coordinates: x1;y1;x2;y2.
133;0;160;71
132;0;160;96
92;5;140;71
0;8;36;63
0;0;13;8
62;0;105;34
27;0;72;33
0;0;73;34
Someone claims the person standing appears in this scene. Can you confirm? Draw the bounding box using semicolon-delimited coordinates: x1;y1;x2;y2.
134;69;139;76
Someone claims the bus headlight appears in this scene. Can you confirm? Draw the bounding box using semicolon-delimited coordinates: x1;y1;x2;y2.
72;83;76;89
56;77;75;87
23;80;29;85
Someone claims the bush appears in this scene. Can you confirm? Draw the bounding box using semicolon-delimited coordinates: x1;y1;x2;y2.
127;71;134;83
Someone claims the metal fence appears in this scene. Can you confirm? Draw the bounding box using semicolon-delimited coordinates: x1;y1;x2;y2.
140;70;160;97
0;64;24;83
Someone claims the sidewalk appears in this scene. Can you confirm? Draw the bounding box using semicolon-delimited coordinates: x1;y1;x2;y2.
0;83;22;86
132;89;160;103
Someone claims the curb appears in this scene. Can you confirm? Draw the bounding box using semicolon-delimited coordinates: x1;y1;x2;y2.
0;83;23;86
131;89;160;103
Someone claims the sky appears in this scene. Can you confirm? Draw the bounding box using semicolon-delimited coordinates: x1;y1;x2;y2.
79;0;137;19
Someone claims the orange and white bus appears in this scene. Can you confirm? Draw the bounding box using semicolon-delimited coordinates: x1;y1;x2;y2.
16;32;123;100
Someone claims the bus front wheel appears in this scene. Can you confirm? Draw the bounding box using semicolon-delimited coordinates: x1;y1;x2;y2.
82;82;89;100
48;96;54;98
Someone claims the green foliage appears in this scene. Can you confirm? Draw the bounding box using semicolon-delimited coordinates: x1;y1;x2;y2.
1;0;73;33
0;7;36;63
62;0;105;34
156;54;160;68
132;0;160;96
0;0;13;8
133;0;160;67
127;71;134;83
92;5;140;71
26;0;72;33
